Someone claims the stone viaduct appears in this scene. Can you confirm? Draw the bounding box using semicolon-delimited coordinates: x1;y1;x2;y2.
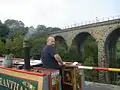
49;19;120;83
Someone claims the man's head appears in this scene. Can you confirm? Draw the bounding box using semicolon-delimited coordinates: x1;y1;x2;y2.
46;36;55;46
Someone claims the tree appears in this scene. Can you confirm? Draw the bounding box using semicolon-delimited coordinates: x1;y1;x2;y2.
4;19;25;29
84;56;98;81
55;41;68;61
0;24;10;37
0;24;10;44
83;36;98;82
29;35;46;59
36;25;46;32
84;36;98;65
4;19;29;41
46;27;52;32
51;27;61;32
0;40;6;55
6;30;24;57
0;20;2;24
66;45;81;62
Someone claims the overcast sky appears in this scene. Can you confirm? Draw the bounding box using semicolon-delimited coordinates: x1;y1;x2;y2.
0;0;120;28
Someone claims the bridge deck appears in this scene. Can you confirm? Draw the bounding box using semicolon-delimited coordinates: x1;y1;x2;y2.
48;18;120;34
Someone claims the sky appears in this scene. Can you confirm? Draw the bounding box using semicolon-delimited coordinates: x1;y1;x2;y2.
0;0;120;28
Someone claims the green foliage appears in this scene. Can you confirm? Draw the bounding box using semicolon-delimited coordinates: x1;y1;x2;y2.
6;30;24;57
36;25;46;32
55;42;68;61
116;41;120;59
116;75;120;85
84;56;95;66
84;56;98;81
0;20;2;24
0;40;6;55
67;45;81;62
5;19;25;29
0;24;10;38
83;36;98;82
84;36;98;65
29;34;46;59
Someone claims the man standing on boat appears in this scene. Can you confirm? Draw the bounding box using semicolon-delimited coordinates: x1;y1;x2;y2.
41;36;64;90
